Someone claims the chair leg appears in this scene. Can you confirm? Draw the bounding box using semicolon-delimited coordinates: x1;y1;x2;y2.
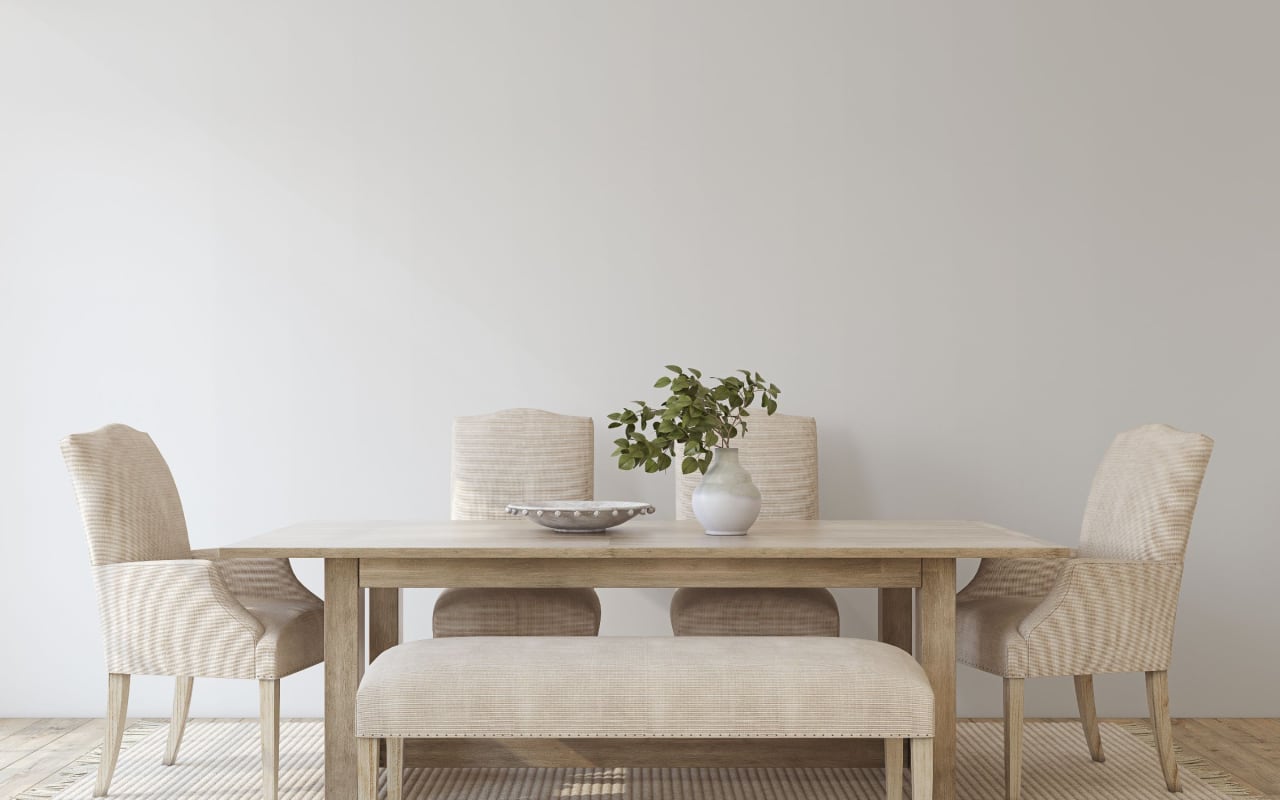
259;679;280;800
164;676;194;766
884;738;903;800
910;737;933;800
387;737;404;800
94;673;130;797
1146;670;1181;792
1073;674;1105;763
1004;678;1024;800
357;737;380;800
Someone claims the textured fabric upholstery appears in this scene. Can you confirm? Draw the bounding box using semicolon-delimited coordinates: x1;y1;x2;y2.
62;423;192;566
63;424;324;680
450;408;594;520
433;587;601;637
670;587;840;637
356;637;934;739
957;424;1212;679
675;414;819;521
671;414;836;637
435;409;601;637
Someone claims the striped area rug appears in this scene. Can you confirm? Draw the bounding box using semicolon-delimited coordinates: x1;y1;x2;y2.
20;720;1249;799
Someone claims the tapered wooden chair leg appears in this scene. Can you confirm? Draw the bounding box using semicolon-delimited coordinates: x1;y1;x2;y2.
357;737;381;800
1004;678;1024;800
259;680;280;800
1146;671;1181;792
910;737;933;800
95;673;130;797
884;737;903;799
387;737;404;800
164;676;194;766
1073;674;1105;763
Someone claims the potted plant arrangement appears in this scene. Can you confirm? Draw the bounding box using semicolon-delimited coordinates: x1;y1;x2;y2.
608;366;780;535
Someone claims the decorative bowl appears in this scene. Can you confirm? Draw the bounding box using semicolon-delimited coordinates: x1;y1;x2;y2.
505;501;656;534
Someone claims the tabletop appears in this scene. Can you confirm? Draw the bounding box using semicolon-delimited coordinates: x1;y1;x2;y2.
218;518;1071;560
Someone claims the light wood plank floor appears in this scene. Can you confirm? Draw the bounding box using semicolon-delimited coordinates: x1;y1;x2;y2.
1;718;1277;799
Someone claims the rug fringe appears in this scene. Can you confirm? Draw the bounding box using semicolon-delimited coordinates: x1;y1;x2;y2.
1120;721;1257;797
14;720;164;800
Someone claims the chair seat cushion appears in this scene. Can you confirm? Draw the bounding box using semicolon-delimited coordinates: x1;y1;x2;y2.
670;587;839;636
955;595;1042;678
356;636;933;739
433;588;601;637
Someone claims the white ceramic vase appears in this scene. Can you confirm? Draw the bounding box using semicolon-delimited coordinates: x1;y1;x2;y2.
691;447;762;535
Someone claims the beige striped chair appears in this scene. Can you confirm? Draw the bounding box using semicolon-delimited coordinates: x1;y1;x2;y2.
432;408;601;637
671;414;837;636
61;424;323;799
956;424;1213;800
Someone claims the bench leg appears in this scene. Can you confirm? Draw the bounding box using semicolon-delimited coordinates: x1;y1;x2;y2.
387;738;404;800
911;738;933;800
885;738;903;799
357;737;380;800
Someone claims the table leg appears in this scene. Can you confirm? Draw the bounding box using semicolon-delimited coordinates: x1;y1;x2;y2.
324;559;364;800
368;588;402;662
878;587;913;653
917;559;956;800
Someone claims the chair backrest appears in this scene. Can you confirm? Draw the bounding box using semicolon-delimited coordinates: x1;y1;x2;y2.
60;424;193;566
1077;424;1214;561
676;413;819;521
451;408;594;521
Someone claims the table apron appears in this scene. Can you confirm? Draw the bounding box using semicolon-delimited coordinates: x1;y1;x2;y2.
358;557;923;589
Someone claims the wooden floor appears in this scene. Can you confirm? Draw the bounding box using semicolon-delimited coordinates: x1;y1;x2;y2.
1;718;1277;798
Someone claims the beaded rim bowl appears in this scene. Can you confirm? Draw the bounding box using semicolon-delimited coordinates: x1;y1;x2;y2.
505;501;656;534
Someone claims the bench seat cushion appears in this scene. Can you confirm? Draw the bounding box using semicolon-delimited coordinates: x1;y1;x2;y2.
356;636;933;739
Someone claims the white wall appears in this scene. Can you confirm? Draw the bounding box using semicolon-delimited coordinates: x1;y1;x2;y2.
2;0;1278;719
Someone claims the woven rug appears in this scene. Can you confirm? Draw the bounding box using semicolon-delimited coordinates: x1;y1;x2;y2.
18;720;1251;799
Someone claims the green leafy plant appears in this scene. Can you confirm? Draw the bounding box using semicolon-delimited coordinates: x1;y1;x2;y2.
608;366;780;475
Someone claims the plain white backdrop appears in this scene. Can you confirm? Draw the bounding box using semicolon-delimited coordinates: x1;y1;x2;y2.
2;0;1277;719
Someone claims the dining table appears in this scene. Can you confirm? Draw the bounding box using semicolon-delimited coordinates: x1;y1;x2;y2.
219;518;1070;800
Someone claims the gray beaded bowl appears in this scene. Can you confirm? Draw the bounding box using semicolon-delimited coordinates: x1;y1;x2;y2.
506;501;656;534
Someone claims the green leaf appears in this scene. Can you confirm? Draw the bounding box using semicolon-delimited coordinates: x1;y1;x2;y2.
619;457;637;470
654;376;671;388
681;456;699;474
688;367;702;378
644;459;660;473
666;364;683;373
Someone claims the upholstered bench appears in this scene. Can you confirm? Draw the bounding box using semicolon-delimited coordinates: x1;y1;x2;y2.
356;636;934;800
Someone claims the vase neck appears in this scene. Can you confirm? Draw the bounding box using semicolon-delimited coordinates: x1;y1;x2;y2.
711;447;740;467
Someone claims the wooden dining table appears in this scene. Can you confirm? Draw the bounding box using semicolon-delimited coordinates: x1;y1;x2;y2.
220;518;1069;800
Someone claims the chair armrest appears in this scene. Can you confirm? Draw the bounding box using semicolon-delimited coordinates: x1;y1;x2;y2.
958;557;1064;601
187;548;320;606
215;558;321;606
1017;558;1185;674
91;559;265;679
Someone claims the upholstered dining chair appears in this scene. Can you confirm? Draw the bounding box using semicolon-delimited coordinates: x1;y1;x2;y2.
61;424;323;799
956;424;1213;800
432;408;601;637
671;413;838;636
